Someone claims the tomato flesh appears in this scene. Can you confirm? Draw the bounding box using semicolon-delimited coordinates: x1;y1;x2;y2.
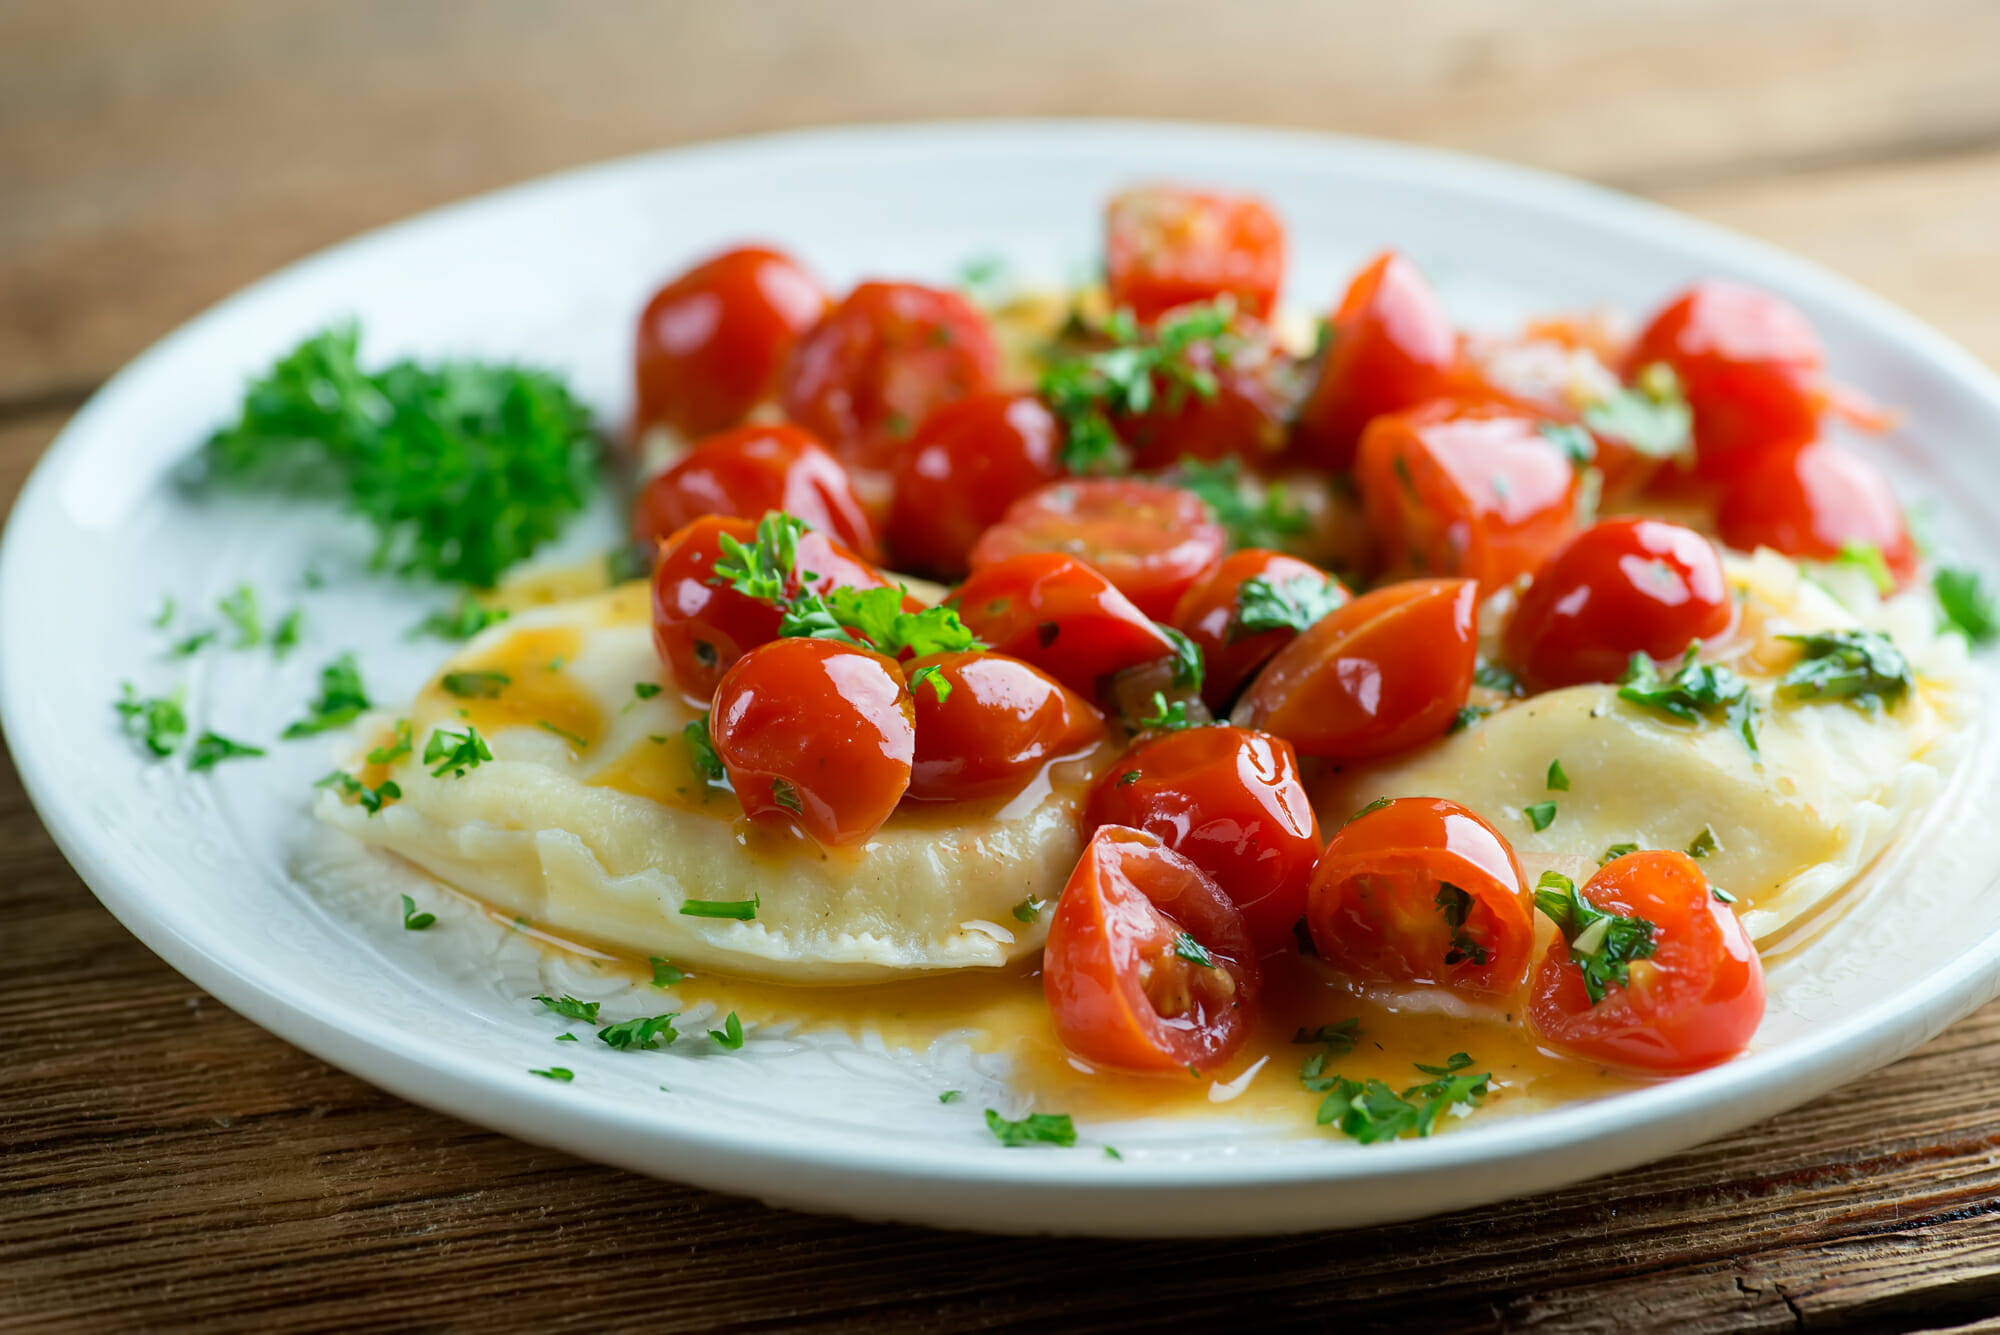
1104;185;1286;324
952;553;1180;699
1115;324;1291;469
1169;549;1346;713
631;423;882;563
969;479;1228;621
887;392;1064;578
904;651;1106;802
1715;440;1916;587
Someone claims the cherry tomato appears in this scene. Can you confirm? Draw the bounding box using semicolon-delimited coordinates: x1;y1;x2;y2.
1115;323;1291;469
1307;797;1533;996
1715;440;1917;587
1356;400;1580;593
1457;324;1659;500
1627;280;1823;477
886;393;1064;577
780;281;1000;472
968;479;1229;621
710;638;915;848
1043;825;1262;1073
904;651;1106;802
1528;850;1766;1074
1290;251;1458;470
631;423;882;563
1505;518;1733;689
1234;578;1479;759
1086;726;1320;953
1170;549;1347;713
952;553;1180;698
1104;185;1286;324
634;245;828;442
650;516;891;701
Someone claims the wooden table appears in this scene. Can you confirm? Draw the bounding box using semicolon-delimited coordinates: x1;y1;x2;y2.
8;3;2000;1328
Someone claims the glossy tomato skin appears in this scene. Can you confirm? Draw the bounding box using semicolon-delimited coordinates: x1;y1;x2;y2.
886;393;1064;577
1290;251;1459;471
634;245;829;441
1115;324;1292;469
1715;440;1917;587
779;281;1000;472
631;423;882;563
1505;518;1733;689
1086;726;1320;953
650;516;890;701
1170;549;1347;713
1308;797;1534;996
1104;185;1286;324
710;638;915;849
904;651;1107;802
1043;825;1262;1073
968;479;1229;621
953;553;1180;698
1356;400;1580;592
1528;850;1766;1074
1627;280;1823;477
1234;578;1480;759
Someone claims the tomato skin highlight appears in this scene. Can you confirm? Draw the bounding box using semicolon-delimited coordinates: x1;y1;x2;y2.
1505;518;1733;690
634;245;829;441
709;638;916;849
1290;251;1459;470
1170;549;1347;713
1528;851;1766;1074
1308;797;1534;996
1043;825;1262;1073
952;553;1180;699
1234;578;1480;760
904;651;1107;803
1715;440;1917;587
886;393;1064;578
1086;726;1320;953
1104;185;1286;324
631;423;882;563
969;479;1229;622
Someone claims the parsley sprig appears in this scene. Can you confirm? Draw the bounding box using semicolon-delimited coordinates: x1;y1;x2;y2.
423;724;493;777
1533;871;1658;1005
983;1108;1077;1148
1303;1052;1492;1143
1617;648;1759;756
284;654;371;738
1232;572;1346;640
115;683;187;758
1039;301;1238;474
1776;630;1912;713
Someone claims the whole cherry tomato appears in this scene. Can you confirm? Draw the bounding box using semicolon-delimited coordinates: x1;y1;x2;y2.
1505;518;1733;689
1627;280;1823;477
633;245;828;442
904;651;1106;802
1170;549;1347;712
1356;400;1580;592
1290;251;1459;470
1715;440;1917;587
969;479;1229;621
1087;726;1320;952
952;553;1181;699
1233;578;1479;759
886;393;1064;577
1528;850;1766;1074
650;516;890;701
780;281;1000;472
710;638;915;848
1115;323;1291;469
1307;797;1534;996
1043;825;1263;1073
631;423;882;563
1104;185;1286;324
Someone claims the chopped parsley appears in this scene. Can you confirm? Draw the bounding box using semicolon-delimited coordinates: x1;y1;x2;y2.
218;584;261;647
1617;648;1759;756
983;1108;1078;1148
1116;769;1141;788
411;599;510;641
939;1089;963;1104
535;994;601;1023
271;607;303;658
1171;457;1310;550
1832;541;1893;595
597;1013;680;1051
1473;662;1523;696
536;720;589;750
151;596;176;629
284;654;371;737
188;732;266;771
769;778;803;813
1936;567;2000;645
529;1066;574;1082
1294;1020;1362;1061
1599;842;1640;866
316;769;401;814
1171;933;1216;968
1039;300;1237;474
709;1012;745;1049
441;670;510;699
1545;759;1570;792
1160;624;1205;691
681;896;759;921
633;681;662;700
1523;801;1558;832
555;1032;578;1042
1104;1145;1124;1161
115;683;187;757
683;714;726;783
366;720;414;766
1580;362;1694;460
400;894;436;931
1136;691;1205;732
423;724;492;777
1303;1052;1492;1144
1232;571;1346;640
1687;826;1721;859
1534;870;1658;1005
1537;421;1597;466
648;957;684;988
1349;796;1394;824
1435;884;1491;967
1449;705;1492;734
1776;629;1912;713
170;629;218;658
1011;896;1046;924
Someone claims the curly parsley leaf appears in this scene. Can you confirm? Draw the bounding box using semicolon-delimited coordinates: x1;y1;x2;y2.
422;724;492;778
1039;300;1238;474
1776;629;1912;713
115;683;187;758
1617;648;1760;756
284;653;371;738
597;1012;680;1051
400;894;436;931
535;994;601;1023
1936;567;2000;646
316;769;401;814
1581;362;1694;460
1534;870;1658;1005
1171;457;1310;550
1305;1052;1492;1143
1232;572;1346;640
984;1108;1077;1148
1294;1020;1362;1064
188;732;265;771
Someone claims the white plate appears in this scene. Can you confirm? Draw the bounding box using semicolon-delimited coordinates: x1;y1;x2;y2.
7;121;2000;1238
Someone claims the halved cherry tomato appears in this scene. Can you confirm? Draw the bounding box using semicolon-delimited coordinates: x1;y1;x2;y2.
631;423;882;562
650;516;890;701
1528;850;1765;1074
1104;185;1286;324
904;651;1106;802
1170;549;1346;712
634;245;828;442
1307;797;1533;996
1043;825;1262;1072
1715;440;1917;587
1290;251;1458;470
1115;323;1291;469
1627;280;1822;477
968;479;1229;621
710;638;915;848
1086;726;1320;953
780;281;999;472
1233;578;1479;759
1356;400;1580;592
1505;518;1733;689
952;553;1180;698
1456;323;1660;500
887;393;1064;577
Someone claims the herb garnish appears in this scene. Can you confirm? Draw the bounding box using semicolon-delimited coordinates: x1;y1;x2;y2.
1011;896;1046;924
769;778;803;813
366;720;414;766
681;896;759;921
1534;871;1658;1004
316;769;401;814
535;994;601;1023
1302;1052;1492;1143
152;596;176;629
683;714;726;783
441;670;510;700
1523;801;1558;832
648;957;684;987
1171;933;1216;968
709;1012;745;1050
218;584;261;648
1232;572;1346;640
939;1089;963;1104
1936;568;1999;645
597;1013;680;1051
188;732;266;771
1435;885;1491;967
530;1067;574;1082
1599;842;1640;866
1473;662;1522;696
1776;629;1912;712
1832;541;1894;595
284;654;371;737
411;599;511;640
1449;705;1492;734
400;894;436;931
1349;796;1394;824
1294;1020;1362;1061
1687;826;1720;859
170;629;218;658
1038;300;1238;474
1160;624;1205;691
115;683;187;757
271;608;303;658
984;1108;1078;1148
1134;692;1205;733
1617;648;1759;756
1171;457;1310;550
536;720;589;750
423;724;493;777
1580;362;1694;460
1546;759;1570;792
633;682;662;700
